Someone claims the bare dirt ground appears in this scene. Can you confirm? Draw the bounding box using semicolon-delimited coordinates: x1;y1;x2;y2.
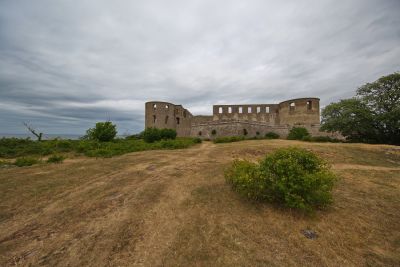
0;140;399;266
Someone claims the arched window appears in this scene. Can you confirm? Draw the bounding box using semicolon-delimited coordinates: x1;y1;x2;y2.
183;110;187;118
153;104;157;110
153;115;157;123
218;107;223;114
248;107;252;113
176;117;180;124
198;131;202;136
228;107;232;113
257;106;261;113
165;116;169;124
266;106;270;113
239;107;243;113
165;104;169;109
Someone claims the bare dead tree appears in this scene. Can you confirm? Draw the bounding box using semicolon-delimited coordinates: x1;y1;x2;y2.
23;122;43;141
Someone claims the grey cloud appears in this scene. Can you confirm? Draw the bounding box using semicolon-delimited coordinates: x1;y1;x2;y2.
0;0;399;135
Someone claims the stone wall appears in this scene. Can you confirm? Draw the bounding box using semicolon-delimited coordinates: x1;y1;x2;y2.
278;98;320;126
144;97;338;139
145;101;193;137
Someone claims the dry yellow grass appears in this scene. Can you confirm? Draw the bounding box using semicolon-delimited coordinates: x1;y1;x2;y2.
0;140;399;266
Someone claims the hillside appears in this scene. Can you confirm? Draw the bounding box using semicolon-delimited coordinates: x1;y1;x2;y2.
0;140;399;266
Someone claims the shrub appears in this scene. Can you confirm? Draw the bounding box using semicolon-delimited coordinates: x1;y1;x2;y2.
142;128;177;143
211;129;217;135
214;136;245;143
47;155;65;163
265;132;279;139
192;137;202;144
287;127;310;140
225;160;264;199
142;128;161;143
160;128;177;140
14;157;40;167
225;147;337;212
85;121;117;142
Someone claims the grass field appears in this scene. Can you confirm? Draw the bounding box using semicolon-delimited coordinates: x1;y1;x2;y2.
0;140;399;266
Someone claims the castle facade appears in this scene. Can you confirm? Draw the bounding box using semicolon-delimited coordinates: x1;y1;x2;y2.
145;97;330;139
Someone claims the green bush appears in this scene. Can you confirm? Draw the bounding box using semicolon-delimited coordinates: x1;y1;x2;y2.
47;155;65;163
265;132;280;139
214;136;245;143
14;157;40;167
192;137;202;144
225;147;337;212
142;128;161;143
85;121;117;142
160;128;177;140
142;128;177;143
287;127;310;140
225;160;264;199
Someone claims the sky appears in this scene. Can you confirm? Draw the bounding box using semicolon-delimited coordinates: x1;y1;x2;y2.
0;0;399;135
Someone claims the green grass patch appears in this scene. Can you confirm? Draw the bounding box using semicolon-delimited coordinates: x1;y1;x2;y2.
0;137;201;159
47;155;66;163
14;157;40;167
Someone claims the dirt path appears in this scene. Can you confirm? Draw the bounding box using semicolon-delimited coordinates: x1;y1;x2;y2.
332;163;400;171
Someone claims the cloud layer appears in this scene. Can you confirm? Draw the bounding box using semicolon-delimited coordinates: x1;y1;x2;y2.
1;0;399;134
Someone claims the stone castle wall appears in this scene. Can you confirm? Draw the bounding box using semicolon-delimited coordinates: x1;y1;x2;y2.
145;97;335;139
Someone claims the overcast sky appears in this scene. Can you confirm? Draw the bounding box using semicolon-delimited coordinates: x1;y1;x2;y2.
0;0;399;135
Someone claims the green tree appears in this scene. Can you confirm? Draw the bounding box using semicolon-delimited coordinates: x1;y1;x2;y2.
321;72;400;144
357;72;400;144
287;127;310;140
321;99;378;143
85;121;117;142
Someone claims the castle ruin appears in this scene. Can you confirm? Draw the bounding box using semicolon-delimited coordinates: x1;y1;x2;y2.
145;98;330;139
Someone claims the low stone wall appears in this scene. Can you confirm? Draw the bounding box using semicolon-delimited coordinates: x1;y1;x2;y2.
190;120;343;140
190;120;290;139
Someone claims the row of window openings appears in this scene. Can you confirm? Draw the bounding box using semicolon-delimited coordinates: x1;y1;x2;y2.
218;106;270;114
217;101;313;114
153;104;169;109
153;115;180;124
289;101;313;111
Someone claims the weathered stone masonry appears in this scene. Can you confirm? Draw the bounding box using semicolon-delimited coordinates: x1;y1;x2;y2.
145;98;334;139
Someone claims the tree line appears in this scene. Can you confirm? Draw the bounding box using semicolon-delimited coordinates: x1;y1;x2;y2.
321;72;399;145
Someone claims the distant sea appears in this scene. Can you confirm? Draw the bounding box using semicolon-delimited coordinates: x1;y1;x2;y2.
0;133;83;140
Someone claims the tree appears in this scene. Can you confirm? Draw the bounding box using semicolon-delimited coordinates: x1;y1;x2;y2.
321;99;378;143
85;121;117;142
287;127;310;140
23;122;43;141
357;72;400;145
321;72;400;144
